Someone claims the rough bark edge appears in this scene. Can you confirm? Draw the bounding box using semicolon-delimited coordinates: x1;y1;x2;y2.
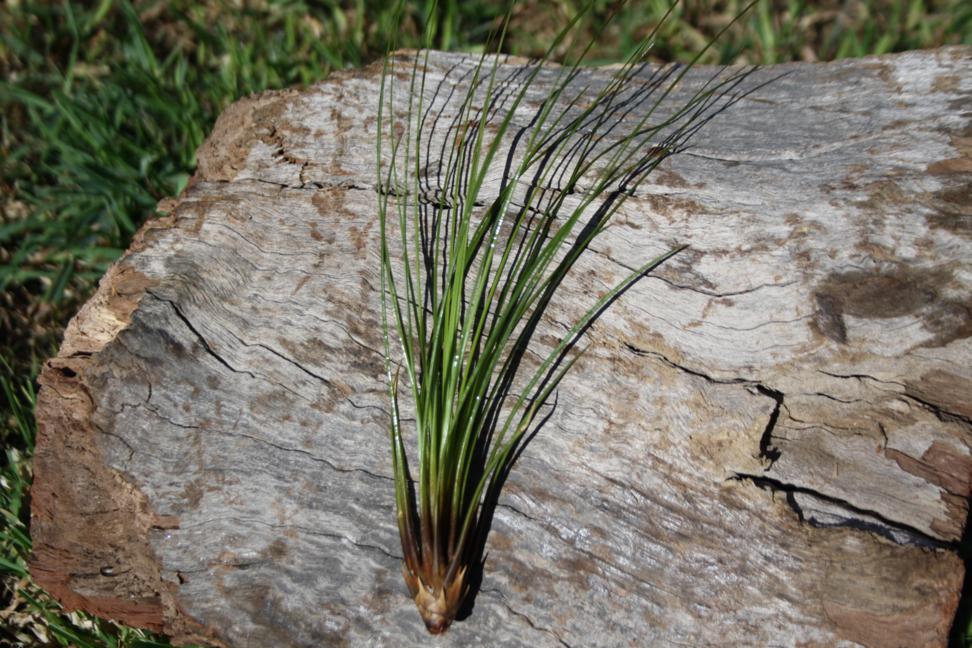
194;88;302;184
28;212;226;647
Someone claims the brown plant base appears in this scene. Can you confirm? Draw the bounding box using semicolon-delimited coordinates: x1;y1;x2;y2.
403;564;469;634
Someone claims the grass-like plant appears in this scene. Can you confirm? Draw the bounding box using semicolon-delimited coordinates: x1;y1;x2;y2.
376;3;759;633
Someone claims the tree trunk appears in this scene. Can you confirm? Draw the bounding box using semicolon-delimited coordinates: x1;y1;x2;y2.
30;48;972;647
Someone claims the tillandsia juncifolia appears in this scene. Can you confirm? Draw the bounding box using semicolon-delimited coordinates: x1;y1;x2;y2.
376;1;759;634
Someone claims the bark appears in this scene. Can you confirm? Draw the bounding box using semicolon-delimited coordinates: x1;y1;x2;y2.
31;47;972;647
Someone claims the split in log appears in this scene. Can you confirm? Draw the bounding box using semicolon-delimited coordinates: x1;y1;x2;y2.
30;47;972;647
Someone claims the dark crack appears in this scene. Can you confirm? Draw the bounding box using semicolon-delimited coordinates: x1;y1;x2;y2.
623;342;784;468
648;273;796;299
145;404;201;430
210;221;317;259
149;292;257;380
616;345;956;549
174;516;402;564
482;587;571;647
344;395;390;416
247;341;332;386
732;472;953;550
585;243;797;301
799;391;867;405
753;385;783;469
902;393;972;428
210;425;393;481
148;292;318;403
230;176;374;192
92;420;135;463
622;342;748;385
818;369;972;426
816;369;906;389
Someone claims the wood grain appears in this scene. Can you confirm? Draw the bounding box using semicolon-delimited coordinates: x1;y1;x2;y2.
31;47;972;647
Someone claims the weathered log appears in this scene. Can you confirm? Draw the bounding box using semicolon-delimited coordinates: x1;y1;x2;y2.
30;47;972;647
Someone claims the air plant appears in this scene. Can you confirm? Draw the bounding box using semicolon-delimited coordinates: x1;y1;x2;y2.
376;3;756;634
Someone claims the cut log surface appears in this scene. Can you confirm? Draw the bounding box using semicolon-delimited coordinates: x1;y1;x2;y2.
31;48;972;647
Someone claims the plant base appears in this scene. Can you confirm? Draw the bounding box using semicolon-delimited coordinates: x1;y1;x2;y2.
403;565;468;634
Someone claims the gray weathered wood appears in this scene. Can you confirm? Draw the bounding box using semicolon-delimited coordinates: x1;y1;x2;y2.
31;47;972;647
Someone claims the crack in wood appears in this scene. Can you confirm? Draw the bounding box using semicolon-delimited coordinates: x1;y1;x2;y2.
172;516;402;563
622;342;749;385
150;292;257;380
819;368;972;426
754;385;784;469
481;587;572;648
732;472;955;549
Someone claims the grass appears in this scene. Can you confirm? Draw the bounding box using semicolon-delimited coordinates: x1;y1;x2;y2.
1;1;970;646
